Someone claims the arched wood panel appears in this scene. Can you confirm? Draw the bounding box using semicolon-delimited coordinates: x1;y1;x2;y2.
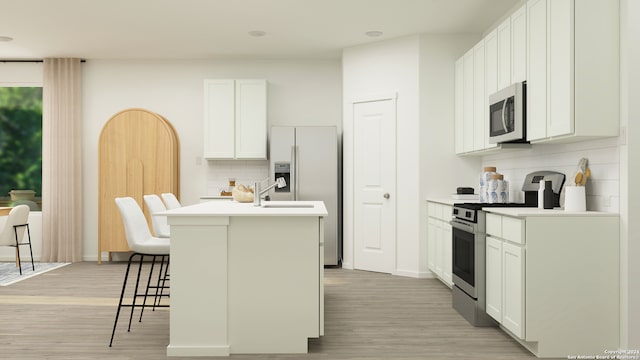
98;108;180;262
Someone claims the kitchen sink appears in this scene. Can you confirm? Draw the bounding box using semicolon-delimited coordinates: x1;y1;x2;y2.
261;203;314;208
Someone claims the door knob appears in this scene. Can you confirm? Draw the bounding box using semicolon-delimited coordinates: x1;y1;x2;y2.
383;193;390;199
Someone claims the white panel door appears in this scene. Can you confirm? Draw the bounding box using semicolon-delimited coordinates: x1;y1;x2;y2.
527;0;548;141
484;29;499;150
203;79;235;158
485;236;503;322
511;5;527;83
502;241;525;339
473;40;486;152
235;79;267;159
442;222;453;286
497;18;511;90
462;49;474;153
454;57;464;154
353;98;396;274
547;0;574;138
427;218;437;273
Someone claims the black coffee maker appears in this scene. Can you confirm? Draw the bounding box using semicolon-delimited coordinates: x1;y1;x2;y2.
522;171;566;207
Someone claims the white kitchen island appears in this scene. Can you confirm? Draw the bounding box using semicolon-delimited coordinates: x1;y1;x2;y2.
162;200;327;357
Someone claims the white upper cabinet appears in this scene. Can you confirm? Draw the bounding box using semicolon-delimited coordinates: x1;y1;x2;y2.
204;79;267;159
511;5;527;83
484;30;499;151
462;49;475;153
454;58;464;154
527;0;547;141
526;0;619;143
497;18;511;90
473;40;486;152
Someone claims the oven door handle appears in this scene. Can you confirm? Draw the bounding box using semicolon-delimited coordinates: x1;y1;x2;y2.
449;219;476;234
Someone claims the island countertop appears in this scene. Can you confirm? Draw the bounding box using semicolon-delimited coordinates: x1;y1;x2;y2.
160;200;328;217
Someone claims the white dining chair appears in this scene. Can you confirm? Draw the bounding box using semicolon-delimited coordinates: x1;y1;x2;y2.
0;205;33;275
110;197;170;347
143;194;170;238
161;192;181;210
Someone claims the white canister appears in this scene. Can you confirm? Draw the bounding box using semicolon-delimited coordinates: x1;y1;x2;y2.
479;166;497;203
564;186;586;212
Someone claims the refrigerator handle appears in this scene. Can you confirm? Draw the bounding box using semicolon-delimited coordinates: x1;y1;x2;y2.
290;145;296;200
294;145;300;201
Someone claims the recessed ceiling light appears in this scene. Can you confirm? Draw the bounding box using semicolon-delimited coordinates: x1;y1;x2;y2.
248;30;266;37
365;31;383;37
0;36;14;42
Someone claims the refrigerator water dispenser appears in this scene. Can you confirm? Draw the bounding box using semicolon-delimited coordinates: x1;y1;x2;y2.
274;162;290;193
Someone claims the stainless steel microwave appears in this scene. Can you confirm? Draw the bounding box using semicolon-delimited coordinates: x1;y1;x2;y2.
488;82;527;144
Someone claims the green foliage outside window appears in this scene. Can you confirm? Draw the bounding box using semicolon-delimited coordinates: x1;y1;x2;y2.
0;87;43;199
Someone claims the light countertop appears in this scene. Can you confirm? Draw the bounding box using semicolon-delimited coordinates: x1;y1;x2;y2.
484;207;618;217
161;200;328;217
200;195;233;199
427;197;480;206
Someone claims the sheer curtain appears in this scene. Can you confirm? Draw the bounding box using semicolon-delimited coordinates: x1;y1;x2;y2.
40;58;83;262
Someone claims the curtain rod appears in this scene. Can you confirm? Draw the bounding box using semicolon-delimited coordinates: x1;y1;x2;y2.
0;59;87;63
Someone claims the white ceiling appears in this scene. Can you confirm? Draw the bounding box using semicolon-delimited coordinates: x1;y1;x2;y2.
0;0;521;60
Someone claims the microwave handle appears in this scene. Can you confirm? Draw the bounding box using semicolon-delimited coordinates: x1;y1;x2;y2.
501;99;509;132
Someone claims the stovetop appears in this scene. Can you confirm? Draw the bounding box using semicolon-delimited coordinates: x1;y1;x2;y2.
453;202;534;211
452;202;536;223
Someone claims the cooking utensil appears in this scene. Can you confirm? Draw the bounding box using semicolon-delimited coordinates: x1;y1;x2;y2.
572;158;590;186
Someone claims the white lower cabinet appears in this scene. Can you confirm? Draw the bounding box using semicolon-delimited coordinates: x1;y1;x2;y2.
501;241;525;338
484;210;620;358
485;213;526;340
427;201;452;287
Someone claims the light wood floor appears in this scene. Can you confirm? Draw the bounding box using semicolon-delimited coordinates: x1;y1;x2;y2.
0;262;551;360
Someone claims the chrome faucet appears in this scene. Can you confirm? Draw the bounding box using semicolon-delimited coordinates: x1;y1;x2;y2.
254;177;287;206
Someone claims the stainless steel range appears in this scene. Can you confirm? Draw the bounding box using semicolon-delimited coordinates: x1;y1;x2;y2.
450;171;566;327
451;203;504;326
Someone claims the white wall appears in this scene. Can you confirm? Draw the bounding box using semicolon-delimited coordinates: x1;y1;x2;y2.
419;34;483;275
82;59;342;261
481;138;620;212
343;34;481;277
0;62;42;85
621;0;640;350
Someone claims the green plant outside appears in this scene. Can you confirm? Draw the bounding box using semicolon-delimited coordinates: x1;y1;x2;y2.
0;87;43;199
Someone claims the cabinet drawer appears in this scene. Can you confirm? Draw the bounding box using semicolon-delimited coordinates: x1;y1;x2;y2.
428;202;438;218
502;216;525;245
486;213;502;237
440;205;452;222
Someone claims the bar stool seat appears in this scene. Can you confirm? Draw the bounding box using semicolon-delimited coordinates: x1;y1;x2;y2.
109;197;170;347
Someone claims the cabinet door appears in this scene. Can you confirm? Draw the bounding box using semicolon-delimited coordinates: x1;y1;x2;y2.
502;241;525;339
434;220;444;277
547;0;573;138
442;222;453;286
454;57;464;154
473;40;486;152
462;49;475;153
511;5;527;83
484;30;499;150
527;0;547;141
485;236;503;322
497;18;511;90
427;218;437;273
204;79;236;158
235;79;267;159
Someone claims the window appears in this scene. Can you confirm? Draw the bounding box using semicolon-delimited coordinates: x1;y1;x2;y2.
0;87;42;210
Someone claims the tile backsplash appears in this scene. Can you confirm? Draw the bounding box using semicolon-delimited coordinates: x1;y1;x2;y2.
481;137;620;213
205;160;269;195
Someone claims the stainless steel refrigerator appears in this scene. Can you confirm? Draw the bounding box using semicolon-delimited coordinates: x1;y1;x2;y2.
269;126;341;266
